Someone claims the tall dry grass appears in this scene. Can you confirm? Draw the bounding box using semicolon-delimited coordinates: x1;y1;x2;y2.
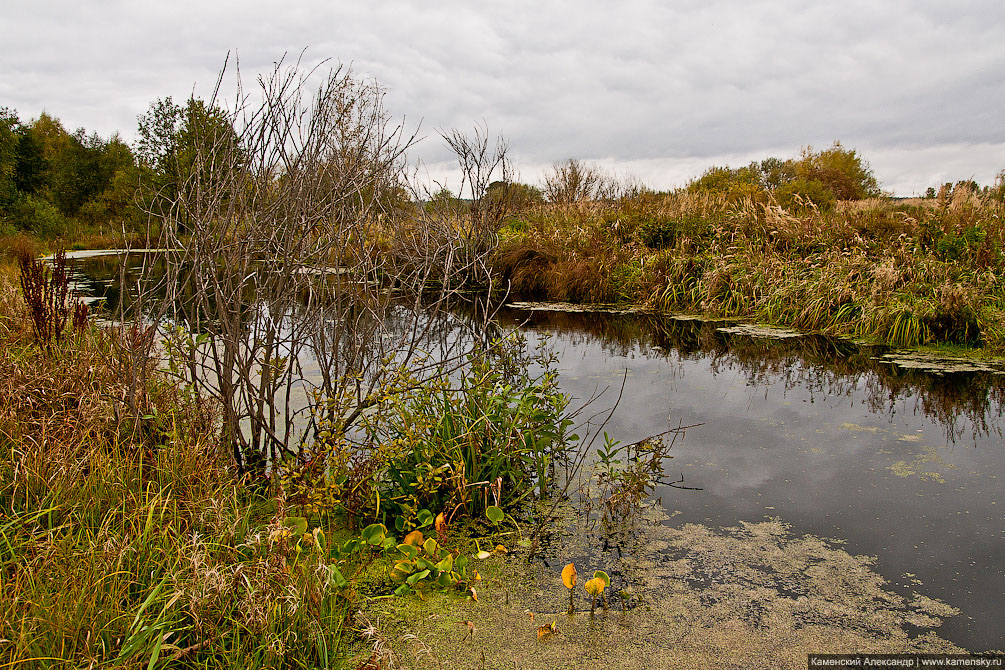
0;259;359;668
493;187;1005;350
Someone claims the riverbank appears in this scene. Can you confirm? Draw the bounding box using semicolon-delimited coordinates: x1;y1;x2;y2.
6;178;1005;357
7;189;1005;665
0;249;576;667
6;250;1004;666
493;189;1005;352
0;254;368;666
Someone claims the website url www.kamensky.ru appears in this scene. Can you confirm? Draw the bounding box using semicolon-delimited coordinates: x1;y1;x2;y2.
808;655;1004;668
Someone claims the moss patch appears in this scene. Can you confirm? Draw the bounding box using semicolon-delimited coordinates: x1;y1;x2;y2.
359;512;967;669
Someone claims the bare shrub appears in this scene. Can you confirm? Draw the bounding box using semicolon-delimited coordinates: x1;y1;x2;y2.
133;57;503;474
544;158;616;204
403;124;513;290
441;124;513;244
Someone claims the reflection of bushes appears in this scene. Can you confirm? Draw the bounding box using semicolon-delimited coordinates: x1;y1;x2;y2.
499;308;1004;442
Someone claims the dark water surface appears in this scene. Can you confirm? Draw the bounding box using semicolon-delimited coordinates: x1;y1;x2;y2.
496;307;1003;652
71;253;1003;651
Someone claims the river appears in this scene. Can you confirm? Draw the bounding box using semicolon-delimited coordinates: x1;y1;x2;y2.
70;252;1004;651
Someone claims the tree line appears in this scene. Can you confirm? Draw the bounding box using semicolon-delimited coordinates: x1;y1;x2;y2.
0;97;238;241
0;108;139;238
4;98;1004;243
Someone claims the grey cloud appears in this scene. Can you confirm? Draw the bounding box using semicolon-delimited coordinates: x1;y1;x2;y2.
2;0;1004;194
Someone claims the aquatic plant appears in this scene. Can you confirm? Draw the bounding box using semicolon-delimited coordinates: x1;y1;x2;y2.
561;563;577;614
389;535;474;597
584;576;606;614
587;422;697;524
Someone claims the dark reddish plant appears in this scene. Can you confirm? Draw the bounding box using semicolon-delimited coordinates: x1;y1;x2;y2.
17;248;87;349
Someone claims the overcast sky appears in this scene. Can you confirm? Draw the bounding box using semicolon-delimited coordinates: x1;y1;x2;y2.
3;1;1004;195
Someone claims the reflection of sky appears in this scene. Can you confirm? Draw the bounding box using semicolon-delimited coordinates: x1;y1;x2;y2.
528;328;1003;652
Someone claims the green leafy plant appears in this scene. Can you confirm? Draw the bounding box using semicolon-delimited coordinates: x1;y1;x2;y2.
389;536;473;597
310;334;576;524
485;505;504;525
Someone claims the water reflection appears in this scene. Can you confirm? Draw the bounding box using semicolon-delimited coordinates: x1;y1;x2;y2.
497;308;1004;445
497;306;1003;652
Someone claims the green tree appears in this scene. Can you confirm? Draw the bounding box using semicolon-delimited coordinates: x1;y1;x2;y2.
758;157;797;190
485;180;543;212
136;96;240;231
426;186;463;214
0;107;18;207
76;134;138;225
775;177;836;212
29;113;72;202
135;97;183;173
1;108;137;234
56;129;108;215
26;113;93;217
794;141;880;200
687;164;766;202
13;125;47;195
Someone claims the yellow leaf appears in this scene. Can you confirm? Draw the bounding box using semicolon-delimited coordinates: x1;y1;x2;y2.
435;512;447;536
585;577;605;597
561;563;577;589
536;621;557;638
468;586;478;601
493;544;508;555
403;530;424;546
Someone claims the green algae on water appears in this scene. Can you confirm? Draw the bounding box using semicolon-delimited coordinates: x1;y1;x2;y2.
359;509;968;669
